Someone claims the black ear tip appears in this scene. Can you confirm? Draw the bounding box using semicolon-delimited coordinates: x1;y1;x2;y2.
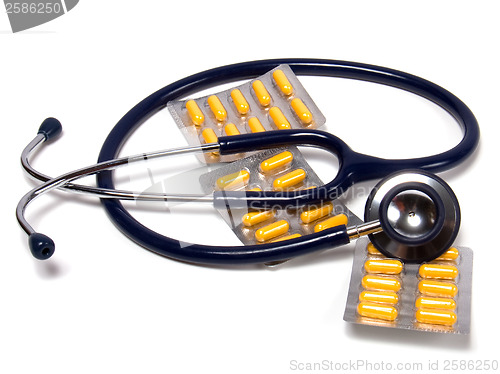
28;233;55;260
38;118;62;141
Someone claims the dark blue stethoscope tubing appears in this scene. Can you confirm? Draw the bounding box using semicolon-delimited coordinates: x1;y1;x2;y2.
96;59;479;265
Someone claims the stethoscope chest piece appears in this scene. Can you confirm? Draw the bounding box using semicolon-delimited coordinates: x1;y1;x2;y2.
364;170;461;263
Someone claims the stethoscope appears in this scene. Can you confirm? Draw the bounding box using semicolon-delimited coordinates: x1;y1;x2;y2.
17;59;479;265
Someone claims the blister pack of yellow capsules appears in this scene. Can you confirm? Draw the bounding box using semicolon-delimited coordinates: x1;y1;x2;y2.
199;147;363;247
343;238;472;334
167;64;326;163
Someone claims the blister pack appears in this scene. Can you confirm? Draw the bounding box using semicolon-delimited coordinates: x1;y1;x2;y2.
343;238;472;334
168;64;326;163
199;147;362;246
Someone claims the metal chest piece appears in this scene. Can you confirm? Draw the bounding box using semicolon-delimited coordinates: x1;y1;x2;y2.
364;170;461;263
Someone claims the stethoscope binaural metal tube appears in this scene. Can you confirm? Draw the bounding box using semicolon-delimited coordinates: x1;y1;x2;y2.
18;141;219;233
21;118;217;202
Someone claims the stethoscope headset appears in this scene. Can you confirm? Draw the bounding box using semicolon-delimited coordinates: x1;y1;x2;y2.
17;59;479;265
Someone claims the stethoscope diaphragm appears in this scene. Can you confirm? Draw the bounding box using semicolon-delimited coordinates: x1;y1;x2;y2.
365;170;461;263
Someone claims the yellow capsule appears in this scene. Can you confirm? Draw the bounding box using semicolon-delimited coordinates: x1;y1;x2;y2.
362;275;401;292
418;280;458;298
415;297;456;310
216;170;250;191
207;95;227;122
300;203;334;224
291;98;313;125
202;128;218;144
364;260;403;275
273;169;306;190
367;242;383;256
314;214;348;232
419;264;458;280
242;210;275;227
271;233;302;243
435;247;460;261
248;187;262;192
357;302;398;321
255;220;289;242
248;117;266;133
252;80;271;107
359;291;399;305
269;107;291;130
230;89;250;115
415;308;457;326
224;123;240;136
260;151;294;174
272;69;294;96
185;100;204;126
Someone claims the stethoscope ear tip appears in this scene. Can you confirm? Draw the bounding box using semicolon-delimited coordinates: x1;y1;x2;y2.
28;233;55;260
38;117;62;141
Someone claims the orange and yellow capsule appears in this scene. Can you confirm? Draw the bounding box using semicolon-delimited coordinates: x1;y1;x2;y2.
357;302;398;321
248;117;266;133
186;100;204;126
314;214;348;233
224;123;240;136
364;260;403;275
415;297;456;310
359;291;399;305
415;308;457;326
272;69;294;96
202;128;218;144
300;203;334;224
367;242;383;256
291;98;313;125
419;264;458;280
273;169;306;190
252;80;271;107
255;220;289;242
434;247;459;261
260;151;294;174
216;170;250;191
242;210;275;227
271;233;302;243
248;187;262;192
269;107;291;130
230;89;250;115
418;280;458;298
207;95;227;122
362;275;401;292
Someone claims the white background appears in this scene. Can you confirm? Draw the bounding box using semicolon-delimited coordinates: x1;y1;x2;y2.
1;1;499;373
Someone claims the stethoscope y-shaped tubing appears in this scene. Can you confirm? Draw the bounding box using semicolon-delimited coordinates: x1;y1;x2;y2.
21;123;216;201
94;59;478;265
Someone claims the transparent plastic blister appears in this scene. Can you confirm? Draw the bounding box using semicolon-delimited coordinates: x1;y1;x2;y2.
167;64;326;163
199;147;363;246
343;238;472;334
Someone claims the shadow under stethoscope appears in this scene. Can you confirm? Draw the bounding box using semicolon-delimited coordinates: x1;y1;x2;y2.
32;254;70;279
